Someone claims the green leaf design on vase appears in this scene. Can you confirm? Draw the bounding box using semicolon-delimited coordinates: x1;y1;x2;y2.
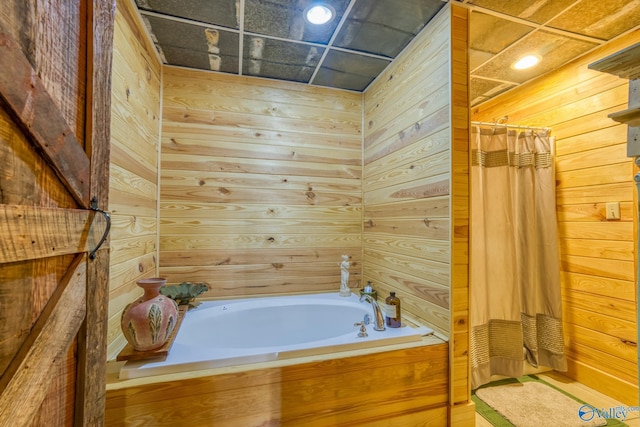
148;303;162;344
127;321;136;344
166;315;175;339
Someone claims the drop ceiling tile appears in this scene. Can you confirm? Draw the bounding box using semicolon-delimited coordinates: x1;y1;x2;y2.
467;0;576;25
472;30;598;84
136;0;239;29
132;0;631;99
144;15;239;73
470;77;516;106
244;0;350;44
469;11;534;70
312;50;391;91
242;36;324;83
547;0;640;40
470;12;534;54
333;0;445;57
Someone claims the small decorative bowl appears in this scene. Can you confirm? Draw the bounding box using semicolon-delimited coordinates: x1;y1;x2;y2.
159;282;209;307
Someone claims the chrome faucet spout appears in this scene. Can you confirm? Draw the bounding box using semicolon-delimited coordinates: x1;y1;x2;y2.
359;294;386;331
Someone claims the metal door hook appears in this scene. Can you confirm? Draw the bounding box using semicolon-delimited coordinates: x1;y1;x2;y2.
89;196;111;260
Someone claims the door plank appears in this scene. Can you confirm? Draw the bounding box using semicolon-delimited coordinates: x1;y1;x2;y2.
0;26;90;207
0;205;103;263
0;255;86;426
75;0;116;425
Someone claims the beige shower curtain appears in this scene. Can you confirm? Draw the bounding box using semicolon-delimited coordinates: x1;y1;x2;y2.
470;126;567;390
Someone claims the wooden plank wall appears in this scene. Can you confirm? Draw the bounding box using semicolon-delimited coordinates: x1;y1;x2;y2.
159;68;362;297
472;29;640;405
449;5;473;421
107;0;162;360
363;4;473;421
363;6;454;340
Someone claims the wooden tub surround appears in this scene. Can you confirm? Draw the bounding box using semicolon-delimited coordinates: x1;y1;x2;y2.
105;337;448;426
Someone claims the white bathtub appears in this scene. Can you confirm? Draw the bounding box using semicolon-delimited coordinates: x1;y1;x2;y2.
119;292;433;379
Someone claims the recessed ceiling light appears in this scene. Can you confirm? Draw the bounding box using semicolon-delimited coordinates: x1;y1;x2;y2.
305;4;334;25
512;54;541;70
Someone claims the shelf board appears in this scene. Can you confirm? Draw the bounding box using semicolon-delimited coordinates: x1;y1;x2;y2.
589;42;640;80
608;107;640;127
116;304;188;362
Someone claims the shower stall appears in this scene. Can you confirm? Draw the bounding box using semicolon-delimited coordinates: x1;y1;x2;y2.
469;122;567;389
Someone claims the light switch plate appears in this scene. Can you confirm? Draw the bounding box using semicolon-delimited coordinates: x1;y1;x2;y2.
605;202;620;220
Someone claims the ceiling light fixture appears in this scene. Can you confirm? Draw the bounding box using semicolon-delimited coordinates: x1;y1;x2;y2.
512;54;541;70
305;4;334;25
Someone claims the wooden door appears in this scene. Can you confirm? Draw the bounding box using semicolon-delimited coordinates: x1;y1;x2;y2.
0;1;115;425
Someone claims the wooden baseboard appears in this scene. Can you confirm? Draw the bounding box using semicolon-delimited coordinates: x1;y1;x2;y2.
564;357;638;406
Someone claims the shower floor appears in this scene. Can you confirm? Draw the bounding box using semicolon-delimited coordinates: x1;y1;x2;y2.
475;372;639;427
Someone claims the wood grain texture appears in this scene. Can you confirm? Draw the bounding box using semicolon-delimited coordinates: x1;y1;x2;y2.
0;255;86;426
363;4;454;338
159;67;362;299
449;3;470;408
105;342;449;426
107;0;162;361
0;205;95;263
472;28;640;401
79;3;116;417
0;21;90;207
363;6;472;412
0;0;118;423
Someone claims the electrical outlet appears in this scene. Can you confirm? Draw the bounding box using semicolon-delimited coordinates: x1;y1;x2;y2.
605;202;620;220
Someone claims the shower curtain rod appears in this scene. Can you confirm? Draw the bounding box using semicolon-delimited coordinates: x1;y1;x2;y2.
471;121;550;131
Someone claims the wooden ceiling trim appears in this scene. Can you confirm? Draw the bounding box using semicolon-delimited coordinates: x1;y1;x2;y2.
0;25;91;208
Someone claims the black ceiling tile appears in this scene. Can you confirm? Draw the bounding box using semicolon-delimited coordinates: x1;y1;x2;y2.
135;0;239;29
312;49;391;91
244;0;350;44
333;0;445;57
144;15;239;73
242;36;324;83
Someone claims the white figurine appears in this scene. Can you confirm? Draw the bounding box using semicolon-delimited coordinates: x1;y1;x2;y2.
339;255;351;296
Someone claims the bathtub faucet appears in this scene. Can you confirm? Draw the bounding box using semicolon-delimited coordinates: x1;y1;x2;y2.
359;294;386;331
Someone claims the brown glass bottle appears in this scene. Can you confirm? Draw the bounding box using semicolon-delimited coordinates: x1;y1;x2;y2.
385;292;401;328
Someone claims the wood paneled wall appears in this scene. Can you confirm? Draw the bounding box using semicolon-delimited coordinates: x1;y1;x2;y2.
159;68;362;297
107;0;162;360
363;3;452;340
472;29;640;405
363;4;472;417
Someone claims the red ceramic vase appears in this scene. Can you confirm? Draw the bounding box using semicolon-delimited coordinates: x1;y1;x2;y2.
121;277;179;351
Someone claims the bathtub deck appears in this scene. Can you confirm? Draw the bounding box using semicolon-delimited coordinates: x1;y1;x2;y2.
106;335;449;426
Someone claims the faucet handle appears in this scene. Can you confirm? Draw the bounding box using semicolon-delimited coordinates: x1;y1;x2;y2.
363;313;371;325
354;323;368;338
354;312;371;327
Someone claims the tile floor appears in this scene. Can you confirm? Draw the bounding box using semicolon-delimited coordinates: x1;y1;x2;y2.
475;372;640;427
